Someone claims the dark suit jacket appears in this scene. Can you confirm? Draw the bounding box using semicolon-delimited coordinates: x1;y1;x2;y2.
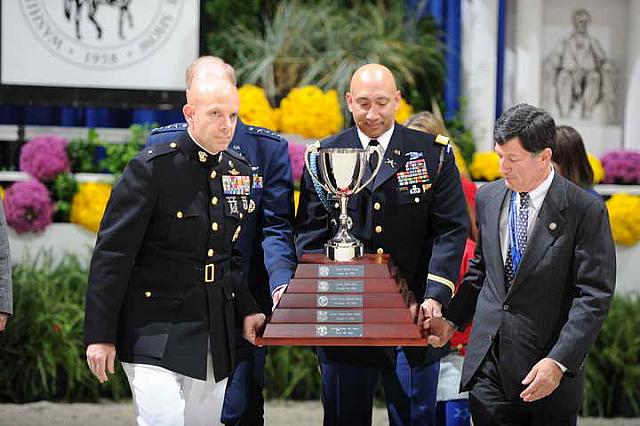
446;174;616;412
296;125;469;367
147;121;297;313
84;134;260;381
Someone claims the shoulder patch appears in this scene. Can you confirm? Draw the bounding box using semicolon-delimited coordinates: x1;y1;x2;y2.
143;142;180;162
149;122;188;135
245;125;285;142
434;134;450;146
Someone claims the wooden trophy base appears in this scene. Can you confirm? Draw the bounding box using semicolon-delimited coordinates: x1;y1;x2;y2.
256;253;428;346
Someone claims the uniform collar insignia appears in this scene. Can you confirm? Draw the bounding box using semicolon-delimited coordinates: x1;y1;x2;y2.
198;151;208;162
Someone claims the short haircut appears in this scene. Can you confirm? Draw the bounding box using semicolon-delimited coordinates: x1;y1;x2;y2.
185;56;236;88
494;103;556;154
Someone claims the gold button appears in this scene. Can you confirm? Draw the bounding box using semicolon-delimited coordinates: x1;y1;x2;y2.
375;225;383;234
170;142;177;148
334;202;339;209
211;222;219;231
211;196;218;205
376;248;384;255
144;291;151;298
414;197;420;203
176;211;183;219
208;249;214;257
373;202;381;211
210;170;217;179
239;213;244;219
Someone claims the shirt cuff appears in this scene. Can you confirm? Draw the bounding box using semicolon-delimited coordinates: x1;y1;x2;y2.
550;358;567;373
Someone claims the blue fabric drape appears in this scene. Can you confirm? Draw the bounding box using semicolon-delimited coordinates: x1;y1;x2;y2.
407;0;462;120
495;0;506;119
0;104;183;128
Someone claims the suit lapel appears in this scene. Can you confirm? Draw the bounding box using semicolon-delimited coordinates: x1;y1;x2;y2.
507;175;568;297
371;127;404;192
484;183;509;297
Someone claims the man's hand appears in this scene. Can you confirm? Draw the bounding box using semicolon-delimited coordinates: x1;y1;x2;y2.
520;358;563;402
86;343;117;383
424;317;456;347
417;298;442;329
0;313;8;331
243;313;266;346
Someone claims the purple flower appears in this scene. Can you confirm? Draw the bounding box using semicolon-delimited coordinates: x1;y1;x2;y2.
288;142;307;183
601;151;640;184
19;135;71;181
4;180;54;234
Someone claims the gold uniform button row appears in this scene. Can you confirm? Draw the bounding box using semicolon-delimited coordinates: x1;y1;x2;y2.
373;202;381;211
212;222;219;231
211;196;218;205
208;249;215;257
170;142;177;149
376;248;384;255
176;211;183;219
210;170;217;179
144;291;151;298
375;225;383;234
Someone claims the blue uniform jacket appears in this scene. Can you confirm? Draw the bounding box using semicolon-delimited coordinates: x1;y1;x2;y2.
147;120;297;312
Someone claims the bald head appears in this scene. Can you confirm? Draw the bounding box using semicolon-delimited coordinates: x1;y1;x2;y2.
185;56;237;89
346;64;401;138
183;76;239;153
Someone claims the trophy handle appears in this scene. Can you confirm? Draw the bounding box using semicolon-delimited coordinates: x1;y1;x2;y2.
304;142;333;194
353;144;385;193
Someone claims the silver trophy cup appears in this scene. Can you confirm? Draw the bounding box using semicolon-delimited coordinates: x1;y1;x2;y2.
304;142;384;261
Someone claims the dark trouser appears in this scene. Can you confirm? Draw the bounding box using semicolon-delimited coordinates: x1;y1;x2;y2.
319;347;440;426
221;343;267;426
469;340;576;426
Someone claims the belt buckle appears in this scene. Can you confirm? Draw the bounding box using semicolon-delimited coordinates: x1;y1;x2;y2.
205;263;215;283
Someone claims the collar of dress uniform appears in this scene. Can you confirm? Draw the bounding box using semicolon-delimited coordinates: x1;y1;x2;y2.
182;130;221;168
356;124;394;152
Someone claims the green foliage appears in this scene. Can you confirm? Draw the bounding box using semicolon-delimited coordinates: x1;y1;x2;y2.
581;294;640;417
221;0;444;118
66;129;103;173
264;346;321;400
49;173;78;222
98;124;150;176
0;254;130;402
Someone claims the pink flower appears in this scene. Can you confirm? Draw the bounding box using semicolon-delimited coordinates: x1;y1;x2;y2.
4;180;54;234
288;142;307;183
19;135;71;181
601;151;640;184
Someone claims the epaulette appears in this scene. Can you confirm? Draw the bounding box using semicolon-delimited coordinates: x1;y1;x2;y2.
245;125;285;142
225;146;250;165
149;122;188;135
144;141;180;162
434;134;450;146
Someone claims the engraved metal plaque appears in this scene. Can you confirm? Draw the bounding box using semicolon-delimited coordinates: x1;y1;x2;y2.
316;280;365;293
317;265;365;278
315;325;364;337
316;295;363;308
316;310;364;323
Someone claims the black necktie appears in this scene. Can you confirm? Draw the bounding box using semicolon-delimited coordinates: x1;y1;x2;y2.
368;140;380;173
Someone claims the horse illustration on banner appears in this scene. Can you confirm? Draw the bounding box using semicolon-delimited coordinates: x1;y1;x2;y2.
63;0;133;40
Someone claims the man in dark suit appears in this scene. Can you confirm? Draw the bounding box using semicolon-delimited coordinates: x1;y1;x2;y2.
296;63;469;425
85;76;266;425
427;103;616;425
147;56;297;425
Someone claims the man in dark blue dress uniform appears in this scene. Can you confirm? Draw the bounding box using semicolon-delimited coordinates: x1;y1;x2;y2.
296;64;469;425
85;75;267;425
147;57;297;425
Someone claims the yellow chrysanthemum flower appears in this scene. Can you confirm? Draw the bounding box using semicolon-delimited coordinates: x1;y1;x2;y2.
395;98;414;125
606;193;640;246
0;186;4;199
469;151;502;181
278;86;344;139
452;144;468;177
238;84;280;131
587;153;605;184
70;182;112;233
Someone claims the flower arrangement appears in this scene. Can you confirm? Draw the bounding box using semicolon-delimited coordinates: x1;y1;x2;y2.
238;84;280;130
588;153;605;184
394;98;414;125
19;135;70;181
3;180;54;234
468;151;502;181
279;86;344;138
288;142;307;183
606;193;640;246
601;151;640;184
70;182;112;233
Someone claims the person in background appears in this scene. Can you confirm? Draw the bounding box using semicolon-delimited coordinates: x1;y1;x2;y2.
0;198;12;332
554;125;599;197
146;56;297;425
405;112;476;426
